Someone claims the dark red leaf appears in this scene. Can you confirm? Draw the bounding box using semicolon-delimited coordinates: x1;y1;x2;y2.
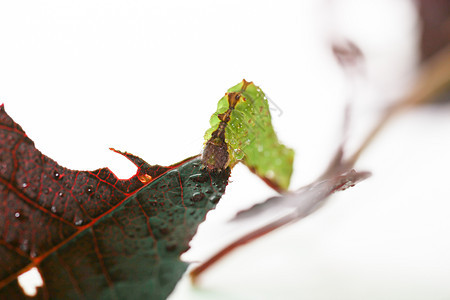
0;104;230;299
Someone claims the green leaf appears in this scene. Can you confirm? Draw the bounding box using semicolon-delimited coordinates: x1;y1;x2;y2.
203;80;294;191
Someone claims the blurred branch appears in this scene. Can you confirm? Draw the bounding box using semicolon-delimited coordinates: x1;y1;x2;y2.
345;44;450;168
190;169;370;284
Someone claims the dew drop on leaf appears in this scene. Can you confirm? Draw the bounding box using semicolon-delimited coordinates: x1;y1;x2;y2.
137;173;152;183
189;173;209;183
209;195;220;204
58;191;64;197
51;206;57;213
53;170;60;180
86;185;93;194
20;239;29;252
14;210;27;221
234;149;245;160
191;192;205;202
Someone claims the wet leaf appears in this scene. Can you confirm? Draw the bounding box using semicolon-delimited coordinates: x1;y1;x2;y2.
0;105;230;299
203;79;294;191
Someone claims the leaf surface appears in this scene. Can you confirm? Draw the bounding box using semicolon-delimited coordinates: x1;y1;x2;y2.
203;80;294;191
0;105;230;299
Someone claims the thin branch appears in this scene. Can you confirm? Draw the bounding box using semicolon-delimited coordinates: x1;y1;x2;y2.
190;169;370;282
346;44;450;168
190;216;293;284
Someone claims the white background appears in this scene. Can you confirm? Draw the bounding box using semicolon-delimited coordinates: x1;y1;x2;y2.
1;0;450;299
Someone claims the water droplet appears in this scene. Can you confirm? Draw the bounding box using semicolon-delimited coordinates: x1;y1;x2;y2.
138;173;153;183
234;149;245;160
74;219;83;226
20;239;29;252
21;182;28;188
51;206;57;213
265;170;275;179
58;191;64;197
189;173;209;183
53;170;60;180
209;195;220;204
86;185;94;194
14;210;27;221
191;192;205;202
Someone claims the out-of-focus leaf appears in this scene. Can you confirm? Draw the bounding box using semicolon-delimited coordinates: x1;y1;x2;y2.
234;169;370;222
418;0;450;61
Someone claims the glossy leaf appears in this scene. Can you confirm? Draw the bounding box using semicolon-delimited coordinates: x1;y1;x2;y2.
0;105;230;299
203;80;294;191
